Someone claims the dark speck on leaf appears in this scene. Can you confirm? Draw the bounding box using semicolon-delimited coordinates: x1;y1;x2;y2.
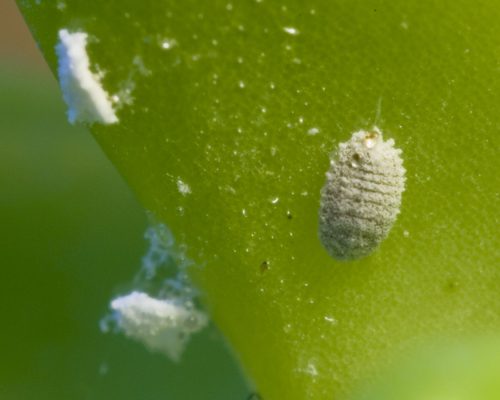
260;261;269;273
446;280;459;292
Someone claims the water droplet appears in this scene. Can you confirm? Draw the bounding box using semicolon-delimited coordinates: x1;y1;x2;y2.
324;315;337;325
363;131;379;148
307;127;320;136
160;38;177;50
364;138;376;148
283;323;292;333
403;230;410;237
238;80;246;89
270;197;280;204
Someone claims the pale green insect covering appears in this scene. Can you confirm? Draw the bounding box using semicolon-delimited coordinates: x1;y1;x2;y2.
319;128;406;260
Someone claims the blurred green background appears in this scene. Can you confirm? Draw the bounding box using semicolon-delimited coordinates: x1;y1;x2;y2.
0;1;248;398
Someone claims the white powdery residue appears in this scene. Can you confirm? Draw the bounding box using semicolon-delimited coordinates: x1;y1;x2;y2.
101;221;208;361
132;55;152;76
307;127;320;136
56;29;118;125
177;178;191;195
305;362;319;377
323;315;337;325
283;26;300;35
102;221;206;361
141;224;174;279
111;291;208;362
296;359;319;378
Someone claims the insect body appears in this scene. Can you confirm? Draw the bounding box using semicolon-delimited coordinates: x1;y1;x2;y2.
319;128;405;260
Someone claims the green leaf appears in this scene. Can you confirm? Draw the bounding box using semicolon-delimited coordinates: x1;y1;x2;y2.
17;1;500;399
353;338;500;400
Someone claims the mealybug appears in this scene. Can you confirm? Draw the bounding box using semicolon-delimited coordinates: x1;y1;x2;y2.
319;127;405;260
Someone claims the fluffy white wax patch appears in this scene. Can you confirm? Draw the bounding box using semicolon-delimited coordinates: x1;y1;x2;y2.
111;291;208;362
56;29;118;125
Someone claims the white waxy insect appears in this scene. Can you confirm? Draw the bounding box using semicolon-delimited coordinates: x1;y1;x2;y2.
319;127;405;260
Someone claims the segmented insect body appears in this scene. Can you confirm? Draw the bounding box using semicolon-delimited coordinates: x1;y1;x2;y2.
319;127;405;260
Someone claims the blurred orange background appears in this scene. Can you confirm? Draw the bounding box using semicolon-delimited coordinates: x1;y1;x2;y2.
0;0;49;71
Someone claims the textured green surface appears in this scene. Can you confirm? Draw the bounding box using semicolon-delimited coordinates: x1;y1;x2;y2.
17;1;500;399
353;337;500;400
